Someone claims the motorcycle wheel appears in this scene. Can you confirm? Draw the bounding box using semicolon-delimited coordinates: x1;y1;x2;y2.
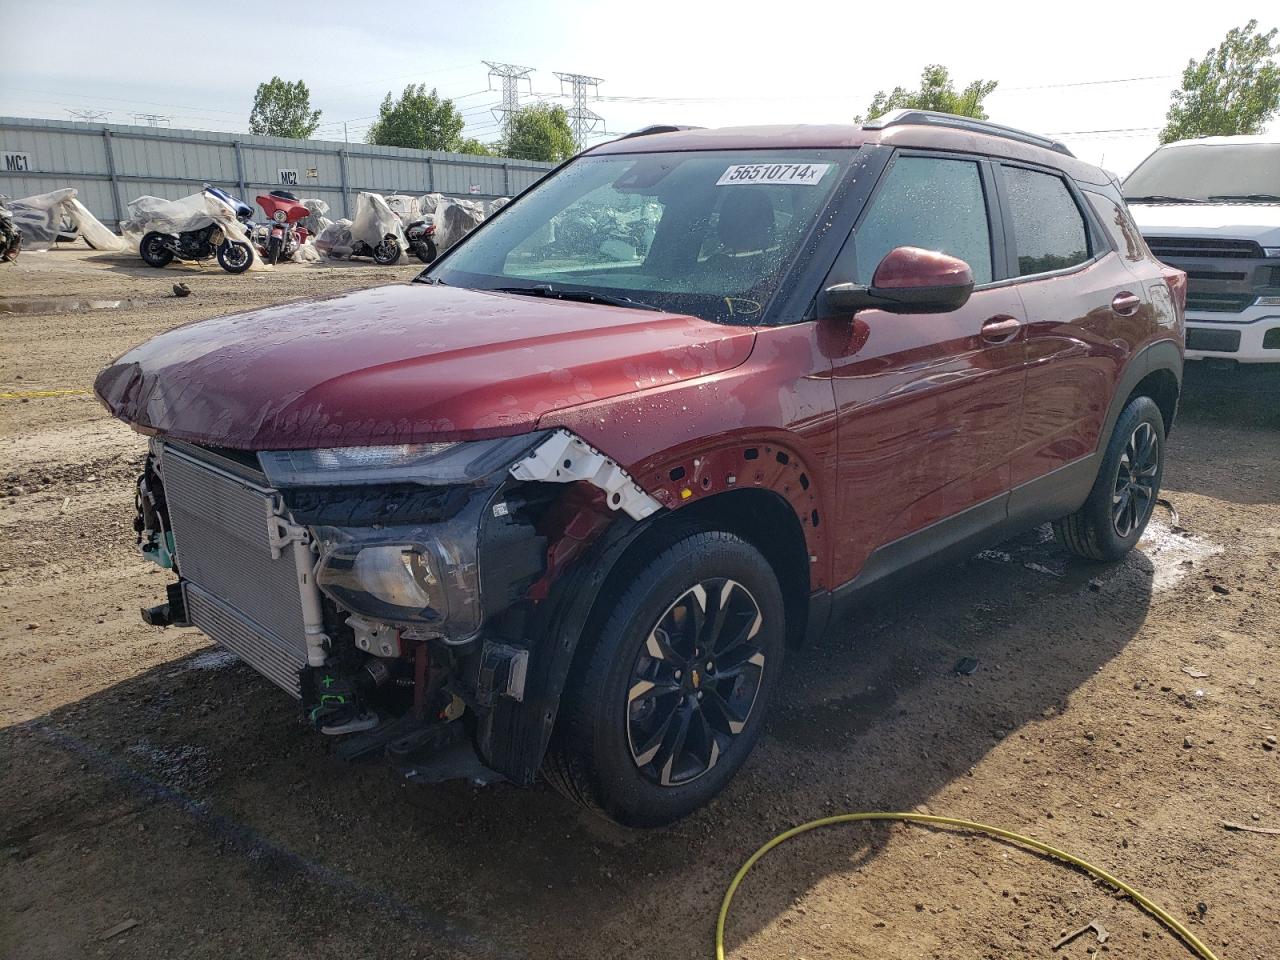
217;240;253;274
139;232;174;268
412;238;438;264
267;236;283;266
373;238;402;265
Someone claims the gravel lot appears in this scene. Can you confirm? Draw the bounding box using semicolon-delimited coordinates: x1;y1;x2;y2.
2;247;1278;960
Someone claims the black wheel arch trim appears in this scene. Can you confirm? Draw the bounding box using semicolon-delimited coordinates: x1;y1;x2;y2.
1098;338;1182;449
475;514;655;785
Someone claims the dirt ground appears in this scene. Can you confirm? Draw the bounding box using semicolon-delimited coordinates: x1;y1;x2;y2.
1;247;1277;960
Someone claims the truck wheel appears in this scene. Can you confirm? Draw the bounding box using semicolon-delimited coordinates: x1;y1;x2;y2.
216;240;253;274
1054;395;1165;561
139;231;173;268
544;530;785;827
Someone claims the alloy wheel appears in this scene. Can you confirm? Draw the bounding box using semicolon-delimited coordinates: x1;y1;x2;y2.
626;578;766;787
1112;421;1158;538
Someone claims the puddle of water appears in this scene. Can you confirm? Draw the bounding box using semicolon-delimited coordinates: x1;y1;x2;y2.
0;297;142;316
1139;517;1223;591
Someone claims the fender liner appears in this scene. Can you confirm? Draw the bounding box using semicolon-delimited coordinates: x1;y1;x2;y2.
474;514;654;785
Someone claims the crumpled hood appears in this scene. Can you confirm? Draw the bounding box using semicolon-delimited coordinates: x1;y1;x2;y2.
94;284;755;449
1128;202;1280;247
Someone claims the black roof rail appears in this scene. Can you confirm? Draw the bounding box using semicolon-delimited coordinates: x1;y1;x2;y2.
618;124;705;140
863;109;1075;158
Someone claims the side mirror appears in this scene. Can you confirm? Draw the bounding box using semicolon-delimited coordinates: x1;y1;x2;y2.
822;246;975;316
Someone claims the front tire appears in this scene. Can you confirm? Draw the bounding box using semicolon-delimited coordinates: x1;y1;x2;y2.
544;530;785;827
266;235;283;265
139;231;173;268
1053;395;1166;561
373;237;401;265
216;240;252;274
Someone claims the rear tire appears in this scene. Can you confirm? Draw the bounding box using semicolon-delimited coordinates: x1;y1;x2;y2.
413;238;438;263
1053;395;1165;561
139;231;173;268
543;530;785;827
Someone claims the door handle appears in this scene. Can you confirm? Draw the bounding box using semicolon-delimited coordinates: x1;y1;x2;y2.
980;315;1022;343
1111;291;1141;316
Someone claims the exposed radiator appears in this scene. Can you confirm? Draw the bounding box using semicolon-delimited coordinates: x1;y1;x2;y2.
162;445;308;698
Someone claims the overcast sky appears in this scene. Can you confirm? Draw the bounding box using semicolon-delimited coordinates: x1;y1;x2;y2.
1;1;1274;174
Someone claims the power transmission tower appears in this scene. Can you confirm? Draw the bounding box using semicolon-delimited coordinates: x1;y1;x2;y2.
553;73;604;150
66;109;108;123
133;113;170;127
483;61;534;136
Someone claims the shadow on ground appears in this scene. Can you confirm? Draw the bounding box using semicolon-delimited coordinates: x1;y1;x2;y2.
1;523;1157;959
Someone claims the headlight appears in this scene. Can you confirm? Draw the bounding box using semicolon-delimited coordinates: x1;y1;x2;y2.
259;433;547;487
316;541;451;625
273;209;289;223
1264;247;1280;258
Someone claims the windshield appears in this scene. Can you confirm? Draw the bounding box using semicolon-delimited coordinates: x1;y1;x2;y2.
428;148;855;324
1124;143;1280;202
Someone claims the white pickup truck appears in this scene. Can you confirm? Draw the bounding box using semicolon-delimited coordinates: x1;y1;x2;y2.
1124;134;1280;364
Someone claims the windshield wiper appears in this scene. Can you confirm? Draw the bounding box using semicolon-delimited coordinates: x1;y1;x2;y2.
1208;193;1280;202
1124;194;1204;204
491;284;663;312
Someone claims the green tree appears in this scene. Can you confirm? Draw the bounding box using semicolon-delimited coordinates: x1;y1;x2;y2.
367;85;465;151
856;65;998;123
1159;20;1280;143
249;77;322;139
453;136;494;157
500;104;576;162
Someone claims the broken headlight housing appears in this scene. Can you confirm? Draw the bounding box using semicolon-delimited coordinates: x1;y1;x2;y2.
263;434;551;644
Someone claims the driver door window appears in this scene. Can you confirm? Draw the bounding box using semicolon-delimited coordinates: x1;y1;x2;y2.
852;155;994;284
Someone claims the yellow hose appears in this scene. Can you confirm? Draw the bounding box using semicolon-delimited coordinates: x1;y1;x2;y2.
716;812;1219;960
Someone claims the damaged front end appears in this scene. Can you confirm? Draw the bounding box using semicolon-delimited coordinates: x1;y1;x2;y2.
135;430;661;785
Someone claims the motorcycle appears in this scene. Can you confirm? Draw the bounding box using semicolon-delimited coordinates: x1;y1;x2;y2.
137;186;255;274
0;197;21;262
251;191;310;265
406;217;437;263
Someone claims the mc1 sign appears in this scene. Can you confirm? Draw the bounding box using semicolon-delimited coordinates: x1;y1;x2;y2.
4;152;32;172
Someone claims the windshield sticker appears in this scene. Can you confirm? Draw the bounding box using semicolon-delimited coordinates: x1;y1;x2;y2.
716;163;832;187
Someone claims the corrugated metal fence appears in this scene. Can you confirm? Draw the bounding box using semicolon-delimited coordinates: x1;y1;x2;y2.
0;116;554;228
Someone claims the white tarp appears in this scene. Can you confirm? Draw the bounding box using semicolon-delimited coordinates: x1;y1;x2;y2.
384;194;422;226
6;188;125;253
426;195;487;252
315;193;406;260
121;191;264;270
299;198;333;237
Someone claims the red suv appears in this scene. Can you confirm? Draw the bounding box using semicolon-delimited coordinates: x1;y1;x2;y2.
96;110;1185;826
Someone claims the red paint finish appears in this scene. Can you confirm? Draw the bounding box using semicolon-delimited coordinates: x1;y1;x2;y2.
94;284;755;449
822;285;1027;583
545;322;839;589
872;246;974;289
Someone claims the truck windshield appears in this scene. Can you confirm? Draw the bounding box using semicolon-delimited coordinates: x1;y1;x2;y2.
1124;142;1280;203
427;148;855;324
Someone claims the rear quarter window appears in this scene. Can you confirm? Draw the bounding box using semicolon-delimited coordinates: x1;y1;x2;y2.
1001;166;1090;276
1083;190;1149;263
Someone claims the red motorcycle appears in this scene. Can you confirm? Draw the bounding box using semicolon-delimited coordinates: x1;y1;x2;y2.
253;191;310;264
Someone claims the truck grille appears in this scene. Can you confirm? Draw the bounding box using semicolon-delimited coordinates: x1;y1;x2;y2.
162;445;308;698
1185;327;1242;353
1146;236;1263;260
1185;293;1258;314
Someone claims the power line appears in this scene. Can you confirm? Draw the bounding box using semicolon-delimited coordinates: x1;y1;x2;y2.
554;72;604;150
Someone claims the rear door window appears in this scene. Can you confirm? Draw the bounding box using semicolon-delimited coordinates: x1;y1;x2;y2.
1001;166;1091;276
853;155;993;284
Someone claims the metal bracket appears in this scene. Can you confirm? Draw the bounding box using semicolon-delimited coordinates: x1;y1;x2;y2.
509;429;662;521
267;494;329;667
